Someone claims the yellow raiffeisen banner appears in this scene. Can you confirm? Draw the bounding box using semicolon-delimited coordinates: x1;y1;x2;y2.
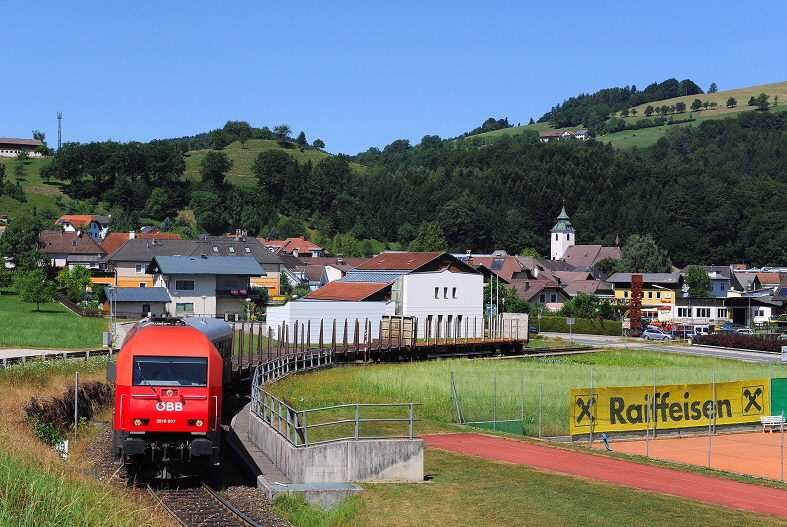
570;379;769;434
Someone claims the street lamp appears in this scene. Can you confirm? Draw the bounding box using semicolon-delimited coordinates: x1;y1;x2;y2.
201;295;207;316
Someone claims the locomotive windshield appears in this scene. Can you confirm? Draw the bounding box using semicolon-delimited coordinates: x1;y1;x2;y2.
133;356;208;387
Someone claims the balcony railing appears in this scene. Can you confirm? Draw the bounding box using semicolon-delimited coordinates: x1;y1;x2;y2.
215;289;260;300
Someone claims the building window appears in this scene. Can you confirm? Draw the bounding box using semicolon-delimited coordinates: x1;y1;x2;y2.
624;291;628;298
435;287;439;299
677;307;690;317
139;283;146;288
444;287;448;299
555;234;558;241
696;308;711;318
224;280;238;288
755;309;765;317
176;303;194;312
229;246;235;253
212;246;218;252
656;291;661;299
452;287;457;299
245;247;251;253
550;294;557;303
647;291;653;299
175;280;195;290
720;284;725;291
539;294;546;303
135;264;145;274
566;233;570;240
142;304;150;313
718;308;728;318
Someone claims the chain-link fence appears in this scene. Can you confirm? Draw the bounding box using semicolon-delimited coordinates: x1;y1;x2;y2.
450;363;787;480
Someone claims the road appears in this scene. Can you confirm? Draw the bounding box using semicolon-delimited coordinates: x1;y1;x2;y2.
539;331;784;363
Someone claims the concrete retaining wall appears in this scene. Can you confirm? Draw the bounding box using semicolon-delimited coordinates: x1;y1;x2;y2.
248;409;424;483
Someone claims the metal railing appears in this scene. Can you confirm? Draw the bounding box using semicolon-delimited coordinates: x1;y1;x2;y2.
251;390;420;447
250;350;420;447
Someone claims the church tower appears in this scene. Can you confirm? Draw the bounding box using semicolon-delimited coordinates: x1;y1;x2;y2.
550;204;575;260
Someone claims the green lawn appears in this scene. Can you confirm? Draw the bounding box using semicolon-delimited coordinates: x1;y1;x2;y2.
0;290;107;349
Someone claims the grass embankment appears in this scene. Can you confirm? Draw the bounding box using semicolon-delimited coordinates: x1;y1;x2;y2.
0;357;172;527
0;290;107;349
268;350;787;526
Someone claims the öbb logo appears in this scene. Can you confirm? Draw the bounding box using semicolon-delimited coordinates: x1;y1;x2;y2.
156;402;183;412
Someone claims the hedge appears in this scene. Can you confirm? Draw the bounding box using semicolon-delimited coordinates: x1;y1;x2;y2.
536;316;621;336
693;334;782;352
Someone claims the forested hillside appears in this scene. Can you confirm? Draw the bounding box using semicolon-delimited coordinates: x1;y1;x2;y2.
6;85;787;268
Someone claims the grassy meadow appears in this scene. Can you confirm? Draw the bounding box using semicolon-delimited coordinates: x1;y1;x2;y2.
0;357;172;527
0;290;107;349
266;349;786;437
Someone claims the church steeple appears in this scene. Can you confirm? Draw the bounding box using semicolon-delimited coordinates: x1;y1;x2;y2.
550;203;575;260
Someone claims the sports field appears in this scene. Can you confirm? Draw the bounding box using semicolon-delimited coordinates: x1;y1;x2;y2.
594;430;787;481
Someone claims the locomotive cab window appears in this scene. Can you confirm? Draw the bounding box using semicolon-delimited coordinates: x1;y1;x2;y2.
133;356;208;387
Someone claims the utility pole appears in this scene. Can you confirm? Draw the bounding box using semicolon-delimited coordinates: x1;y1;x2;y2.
57;111;62;150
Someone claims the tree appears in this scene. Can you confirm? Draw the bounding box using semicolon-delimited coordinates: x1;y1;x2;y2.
644;105;654;117
748;96;757;106
708;83;718;93
684;266;712;298
630;108;638;117
15;269;59;311
690;99;703;112
209;129;229;150
407;221;448;252
519;248;542;258
559;292;606;319
146;187;170;220
774;95;779;107
0;216;47;272
56;264;92;303
199;150;233;189
274;124;292;145
312;139;325;150
594;257;618;277
675;101;686;113
616;234;672;273
726;97;737;108
161;217;174;232
251;149;295;201
296;131;307;148
755;93;770;110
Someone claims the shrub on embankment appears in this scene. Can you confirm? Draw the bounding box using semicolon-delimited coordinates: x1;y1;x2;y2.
537;316;621;336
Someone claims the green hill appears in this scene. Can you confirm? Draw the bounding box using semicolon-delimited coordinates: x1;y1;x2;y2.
461;80;787;150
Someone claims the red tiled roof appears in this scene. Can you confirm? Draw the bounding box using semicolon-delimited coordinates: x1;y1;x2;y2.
56;215;96;227
40;230;106;255
562;245;621;267
101;232;181;254
303;281;390;301
470;255;530;281
355;252;444;271
0;138;44;147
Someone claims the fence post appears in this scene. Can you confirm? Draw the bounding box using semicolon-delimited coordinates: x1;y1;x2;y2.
355;404;360;440
538;382;543;439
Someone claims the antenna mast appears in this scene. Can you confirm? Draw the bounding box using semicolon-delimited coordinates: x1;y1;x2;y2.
57;111;62;150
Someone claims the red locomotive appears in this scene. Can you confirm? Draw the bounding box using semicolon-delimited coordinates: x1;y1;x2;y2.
107;316;233;479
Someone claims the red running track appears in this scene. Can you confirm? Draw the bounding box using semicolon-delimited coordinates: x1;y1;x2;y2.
422;433;787;518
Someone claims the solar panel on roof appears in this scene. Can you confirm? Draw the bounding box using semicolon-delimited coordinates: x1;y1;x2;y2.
491;259;504;270
777;287;787;298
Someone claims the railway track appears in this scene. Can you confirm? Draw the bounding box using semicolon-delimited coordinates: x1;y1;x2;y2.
148;483;265;527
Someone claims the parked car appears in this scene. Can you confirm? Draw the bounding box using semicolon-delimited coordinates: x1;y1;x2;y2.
529;325;539;335
671;329;696;339
720;323;745;330
734;329;755;335
642;328;674;340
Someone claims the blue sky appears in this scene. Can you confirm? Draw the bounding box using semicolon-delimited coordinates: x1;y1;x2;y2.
3;1;784;156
